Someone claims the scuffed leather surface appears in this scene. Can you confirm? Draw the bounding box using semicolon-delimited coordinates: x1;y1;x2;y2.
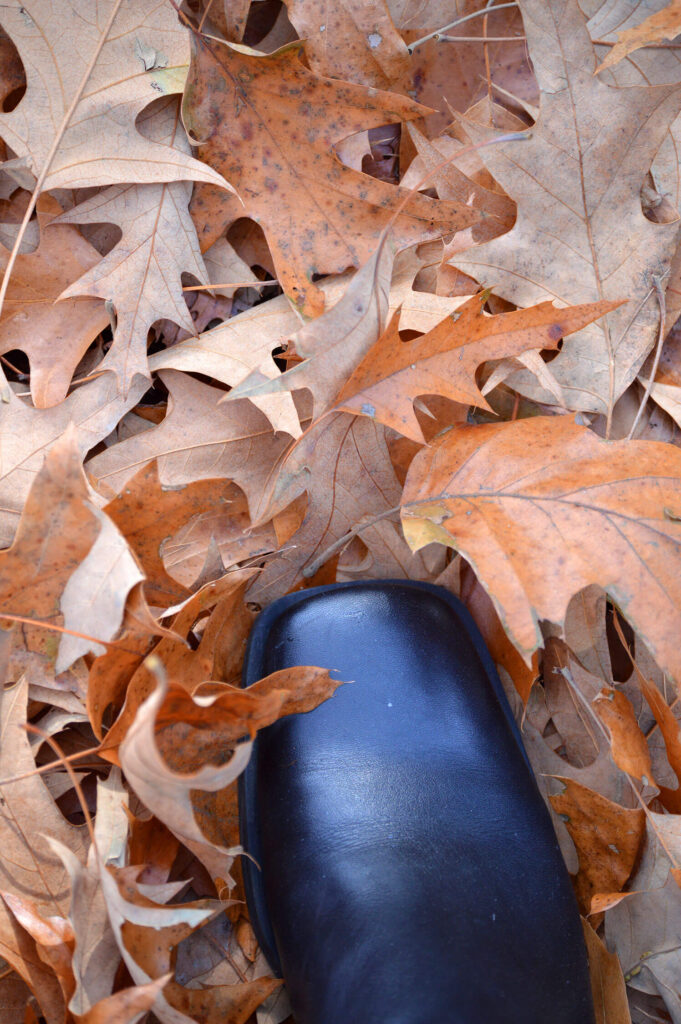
239;581;594;1024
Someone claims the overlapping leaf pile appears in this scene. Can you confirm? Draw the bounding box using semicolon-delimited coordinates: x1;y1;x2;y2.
0;0;681;1021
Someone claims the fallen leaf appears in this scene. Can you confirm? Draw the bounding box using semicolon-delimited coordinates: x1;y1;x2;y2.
101;570;256;758
57;96;209;390
103;463;241;607
183;35;478;314
87;370;292;517
582;919;633;1024
334;295;618;442
551;777;645;913
594;687;655;784
450;0;681;423
73;974;171;1024
249;412;437;604
98;863;277;1024
595;1;681;72
119;663;342;884
231;242;394;418
401;415;681;684
0;677;87;1023
605;813;681;1021
0;371;146;547
0;195;108;407
285;0;412;91
0;0;229;192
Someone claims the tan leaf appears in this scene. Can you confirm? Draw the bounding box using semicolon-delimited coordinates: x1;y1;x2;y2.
149;292;303;438
334;295;618;443
101;570;256;759
119;663;341;883
160;482;285;592
120;672;253;888
231;242;394;418
249;413;437;604
87;370;291;517
450;0;681;422
595;1;681;72
605;814;681;1019
0;0;229;192
551;778;645;913
0;371;146;547
0;677;87;1023
57;97;210;389
594;687;655;784
401;415;681;684
0;429;143;675
73;974;171;1024
285;0;412;91
406;122;516;248
582;919;632;1024
97;864;277;1024
103;462;241;607
0;195;108;407
183;36;479;315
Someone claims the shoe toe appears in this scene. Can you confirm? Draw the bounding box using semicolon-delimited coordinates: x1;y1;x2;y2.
239;581;594;1024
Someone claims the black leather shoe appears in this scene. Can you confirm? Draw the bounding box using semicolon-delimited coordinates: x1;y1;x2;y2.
239;580;594;1024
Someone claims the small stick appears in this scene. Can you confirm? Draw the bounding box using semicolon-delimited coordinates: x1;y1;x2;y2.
408;2;519;53
627;273;667;440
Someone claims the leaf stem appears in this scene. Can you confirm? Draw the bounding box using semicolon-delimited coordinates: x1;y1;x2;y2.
407;2;519;54
627;273;667;440
302;505;401;578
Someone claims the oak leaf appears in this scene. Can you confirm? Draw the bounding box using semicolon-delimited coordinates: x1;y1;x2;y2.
450;0;681;422
0;429;147;676
98;864;277;1024
550;778;645;913
100;571;256;758
103;463;242;607
334;295;619;443
0;0;228;192
231;243;394;418
87;370;291;517
581;920;633;1024
119;664;343;883
401;415;681;684
0;677;88;1024
605;814;681;1020
284;0;412;91
183;36;479;315
58;97;211;389
0;195;108;407
0;371;146;547
595;1;681;72
249;412;439;604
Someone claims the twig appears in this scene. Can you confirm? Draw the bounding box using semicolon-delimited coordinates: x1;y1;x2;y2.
182;280;278;291
440;35;526;42
407;2;519;53
0;0;125;322
302;506;401;578
0;744;104;788
0;612;145;657
627;273;668;440
23;726;97;846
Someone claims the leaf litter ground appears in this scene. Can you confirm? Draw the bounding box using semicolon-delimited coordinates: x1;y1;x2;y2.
0;1;681;1022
